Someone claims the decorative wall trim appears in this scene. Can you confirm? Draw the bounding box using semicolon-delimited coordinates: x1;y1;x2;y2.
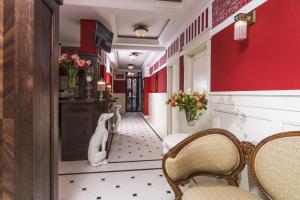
212;0;253;28
213;109;272;122
211;0;267;36
209;90;300;97
167;6;210;58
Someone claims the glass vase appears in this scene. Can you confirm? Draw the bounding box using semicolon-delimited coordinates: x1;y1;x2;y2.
185;108;197;126
67;68;78;100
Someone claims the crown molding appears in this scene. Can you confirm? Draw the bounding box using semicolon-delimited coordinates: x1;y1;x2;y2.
64;0;183;12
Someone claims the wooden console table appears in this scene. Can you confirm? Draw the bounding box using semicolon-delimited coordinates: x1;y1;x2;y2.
60;99;114;161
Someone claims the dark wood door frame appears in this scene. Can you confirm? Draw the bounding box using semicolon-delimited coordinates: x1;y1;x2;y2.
125;74;142;112
0;0;61;199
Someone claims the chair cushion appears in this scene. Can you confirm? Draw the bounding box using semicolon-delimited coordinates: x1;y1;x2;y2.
182;183;262;200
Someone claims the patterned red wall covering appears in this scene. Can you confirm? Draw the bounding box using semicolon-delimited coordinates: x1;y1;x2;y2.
165;7;210;59
212;0;252;28
211;0;300;91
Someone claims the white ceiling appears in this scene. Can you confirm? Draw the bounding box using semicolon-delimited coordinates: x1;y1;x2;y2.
60;0;209;71
116;50;151;69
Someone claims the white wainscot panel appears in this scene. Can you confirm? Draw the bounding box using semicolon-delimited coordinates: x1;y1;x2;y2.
283;122;300;132
147;93;168;139
209;94;300;143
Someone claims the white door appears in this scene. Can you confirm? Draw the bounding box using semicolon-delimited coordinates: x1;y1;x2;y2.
191;49;209;91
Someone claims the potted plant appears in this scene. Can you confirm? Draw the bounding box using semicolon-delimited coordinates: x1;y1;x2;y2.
166;89;208;126
59;53;91;100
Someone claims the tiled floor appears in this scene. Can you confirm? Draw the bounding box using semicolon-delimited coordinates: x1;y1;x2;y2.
59;113;175;200
109;113;164;162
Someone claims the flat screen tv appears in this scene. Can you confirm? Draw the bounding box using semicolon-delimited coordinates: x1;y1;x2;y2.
94;21;113;53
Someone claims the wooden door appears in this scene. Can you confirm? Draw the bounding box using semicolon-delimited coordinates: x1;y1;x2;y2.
34;1;53;199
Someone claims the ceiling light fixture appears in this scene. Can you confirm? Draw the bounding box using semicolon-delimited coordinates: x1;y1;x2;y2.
128;64;134;70
134;26;148;38
129;52;140;60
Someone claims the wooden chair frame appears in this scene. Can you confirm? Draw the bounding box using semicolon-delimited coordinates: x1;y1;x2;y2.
162;129;253;200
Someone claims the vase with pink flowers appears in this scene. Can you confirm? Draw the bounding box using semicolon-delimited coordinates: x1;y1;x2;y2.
59;53;91;100
166;89;208;126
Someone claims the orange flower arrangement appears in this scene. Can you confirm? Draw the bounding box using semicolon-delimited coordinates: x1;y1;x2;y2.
166;89;208;125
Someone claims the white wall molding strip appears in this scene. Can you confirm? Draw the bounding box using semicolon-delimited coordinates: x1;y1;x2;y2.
213;109;272;122
210;0;268;37
209;90;300;97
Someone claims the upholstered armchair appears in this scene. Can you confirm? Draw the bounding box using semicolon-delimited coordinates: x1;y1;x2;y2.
162;129;300;200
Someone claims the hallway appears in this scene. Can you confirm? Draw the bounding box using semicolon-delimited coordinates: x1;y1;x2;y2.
58;113;174;200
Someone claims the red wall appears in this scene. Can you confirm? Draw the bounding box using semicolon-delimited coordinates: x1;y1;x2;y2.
157;67;167;93
80;19;98;54
149;74;156;93
143;67;168;115
148;67;168;93
179;56;184;91
113;80;126;93
211;0;300;91
143;77;150;115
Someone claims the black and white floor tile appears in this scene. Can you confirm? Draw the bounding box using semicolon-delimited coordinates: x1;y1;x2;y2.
59;113;176;200
109;113;163;162
59;169;175;200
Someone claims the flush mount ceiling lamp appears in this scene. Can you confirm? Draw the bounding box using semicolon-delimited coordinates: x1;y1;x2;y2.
134;25;148;38
129;52;140;60
128;64;135;70
234;11;256;41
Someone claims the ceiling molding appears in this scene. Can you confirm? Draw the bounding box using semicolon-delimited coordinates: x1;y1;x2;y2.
159;0;211;47
110;15;118;43
115;37;160;46
64;0;183;12
112;44;165;52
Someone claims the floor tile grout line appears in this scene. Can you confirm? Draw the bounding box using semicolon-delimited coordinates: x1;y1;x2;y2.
138;112;163;141
59;167;163;176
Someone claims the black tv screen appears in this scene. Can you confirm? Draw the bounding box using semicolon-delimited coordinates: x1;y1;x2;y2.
94;21;113;53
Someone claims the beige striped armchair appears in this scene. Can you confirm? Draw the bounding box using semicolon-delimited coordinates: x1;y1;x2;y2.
162;129;300;200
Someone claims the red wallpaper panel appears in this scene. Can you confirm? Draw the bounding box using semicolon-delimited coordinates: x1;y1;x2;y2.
211;0;300;91
149;74;156;93
147;67;168;93
179;56;184;91
113;80;126;93
157;67;167;93
143;77;150;115
80;19;98;54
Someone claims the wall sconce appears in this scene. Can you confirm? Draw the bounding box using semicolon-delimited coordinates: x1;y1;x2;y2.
234;11;256;41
